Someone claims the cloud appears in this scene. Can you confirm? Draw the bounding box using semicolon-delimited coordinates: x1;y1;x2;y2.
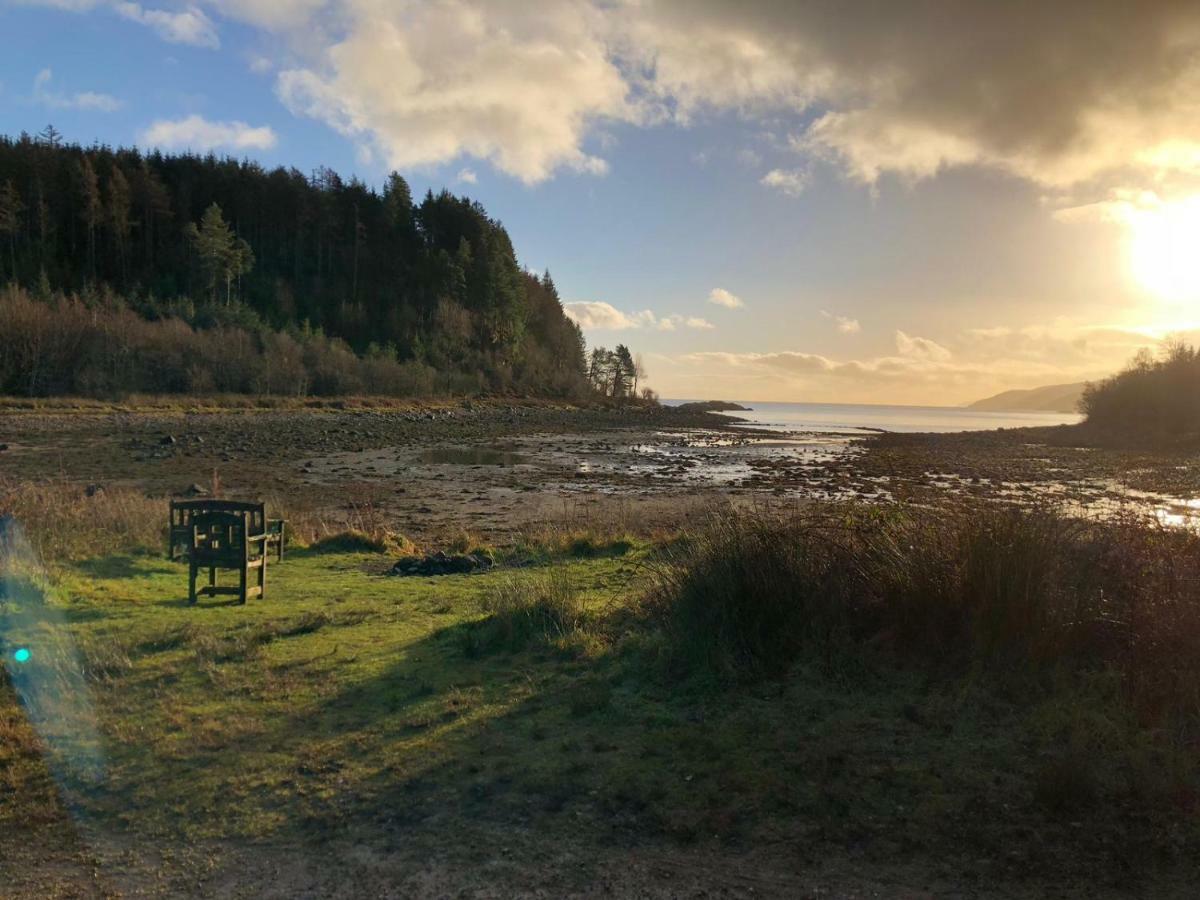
821;311;860;334
563;302;713;331
138;115;278;151
895;330;952;362
668;319;1178;405
455;168;478;185
115;2;219;48
275;2;628;183
708;287;743;309
628;1;1200;198
31;68;121;112
760;167;809;196
35;0;1200;202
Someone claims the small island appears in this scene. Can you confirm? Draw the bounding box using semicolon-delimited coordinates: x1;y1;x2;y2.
672;400;751;413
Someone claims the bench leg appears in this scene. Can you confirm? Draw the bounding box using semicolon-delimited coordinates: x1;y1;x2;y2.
239;566;248;605
188;563;198;605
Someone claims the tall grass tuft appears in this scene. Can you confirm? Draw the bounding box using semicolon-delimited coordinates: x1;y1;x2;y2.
650;503;1200;732
464;569;587;655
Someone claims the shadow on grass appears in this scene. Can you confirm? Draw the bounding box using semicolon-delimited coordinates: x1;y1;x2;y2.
43;598;1194;890
73;555;178;580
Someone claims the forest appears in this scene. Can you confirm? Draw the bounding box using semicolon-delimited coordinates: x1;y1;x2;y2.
0;127;616;399
1080;340;1200;444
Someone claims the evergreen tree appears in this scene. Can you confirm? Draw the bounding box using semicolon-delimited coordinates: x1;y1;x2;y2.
107;166;132;280
0;180;22;279
185;203;253;305
77;156;101;279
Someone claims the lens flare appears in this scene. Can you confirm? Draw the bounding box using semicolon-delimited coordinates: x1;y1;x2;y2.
1;518;105;784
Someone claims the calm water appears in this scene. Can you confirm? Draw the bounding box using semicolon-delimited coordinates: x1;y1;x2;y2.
665;400;1083;434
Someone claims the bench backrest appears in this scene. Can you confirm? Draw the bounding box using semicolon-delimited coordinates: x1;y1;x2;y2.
171;499;265;534
190;510;249;566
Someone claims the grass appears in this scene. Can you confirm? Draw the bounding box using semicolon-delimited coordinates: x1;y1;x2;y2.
3;503;1200;892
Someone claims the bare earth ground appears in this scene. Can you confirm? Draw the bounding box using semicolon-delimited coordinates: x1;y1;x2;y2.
3;401;1200;898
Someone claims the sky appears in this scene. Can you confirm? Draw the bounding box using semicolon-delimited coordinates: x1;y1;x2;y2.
3;0;1200;405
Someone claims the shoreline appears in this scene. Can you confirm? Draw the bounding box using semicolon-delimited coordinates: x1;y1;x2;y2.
3;403;1197;539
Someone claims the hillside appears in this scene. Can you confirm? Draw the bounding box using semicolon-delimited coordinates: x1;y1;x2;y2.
0;130;588;397
967;382;1085;413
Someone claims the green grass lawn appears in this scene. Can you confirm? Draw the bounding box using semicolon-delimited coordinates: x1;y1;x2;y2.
2;543;1196;893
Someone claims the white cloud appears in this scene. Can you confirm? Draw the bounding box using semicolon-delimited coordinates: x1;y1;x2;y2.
31;68;121;112
708;287;744;309
895;330;952;362
138;115;278;151
760;167;809;196
563;302;645;330
456;168;478;185
563;302;713;332
821;311;861;334
115;2;219;48
275;2;628;184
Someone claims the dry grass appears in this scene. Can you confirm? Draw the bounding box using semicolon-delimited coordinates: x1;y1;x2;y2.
0;477;163;563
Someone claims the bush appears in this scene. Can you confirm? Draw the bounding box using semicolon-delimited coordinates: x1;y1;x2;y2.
650;503;1200;727
0;285;577;400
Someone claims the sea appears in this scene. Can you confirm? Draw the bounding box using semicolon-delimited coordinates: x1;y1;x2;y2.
663;400;1082;434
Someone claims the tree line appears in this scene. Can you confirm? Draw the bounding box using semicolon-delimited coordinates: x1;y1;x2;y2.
0;126;597;398
1081;340;1200;443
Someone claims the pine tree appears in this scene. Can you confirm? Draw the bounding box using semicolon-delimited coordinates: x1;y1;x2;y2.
77;156;101;279
107;166;132;283
37;124;62;148
185;202;254;305
614;344;635;400
0;180;23;280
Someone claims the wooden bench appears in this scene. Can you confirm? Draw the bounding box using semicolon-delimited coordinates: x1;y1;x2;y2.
169;499;284;564
187;506;268;605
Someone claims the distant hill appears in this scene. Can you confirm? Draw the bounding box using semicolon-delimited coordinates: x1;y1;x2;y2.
967;382;1086;413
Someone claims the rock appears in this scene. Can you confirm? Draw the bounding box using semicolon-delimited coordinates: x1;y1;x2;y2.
0;443;7;451
389;551;494;577
85;483;104;497
160;434;177;445
182;483;208;497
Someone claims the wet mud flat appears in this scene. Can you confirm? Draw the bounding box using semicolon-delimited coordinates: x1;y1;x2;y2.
2;402;1198;536
848;426;1200;527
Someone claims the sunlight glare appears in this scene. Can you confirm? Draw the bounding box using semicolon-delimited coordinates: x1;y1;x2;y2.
1128;195;1200;303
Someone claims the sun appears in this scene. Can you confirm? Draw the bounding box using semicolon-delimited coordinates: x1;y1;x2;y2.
1127;195;1200;303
